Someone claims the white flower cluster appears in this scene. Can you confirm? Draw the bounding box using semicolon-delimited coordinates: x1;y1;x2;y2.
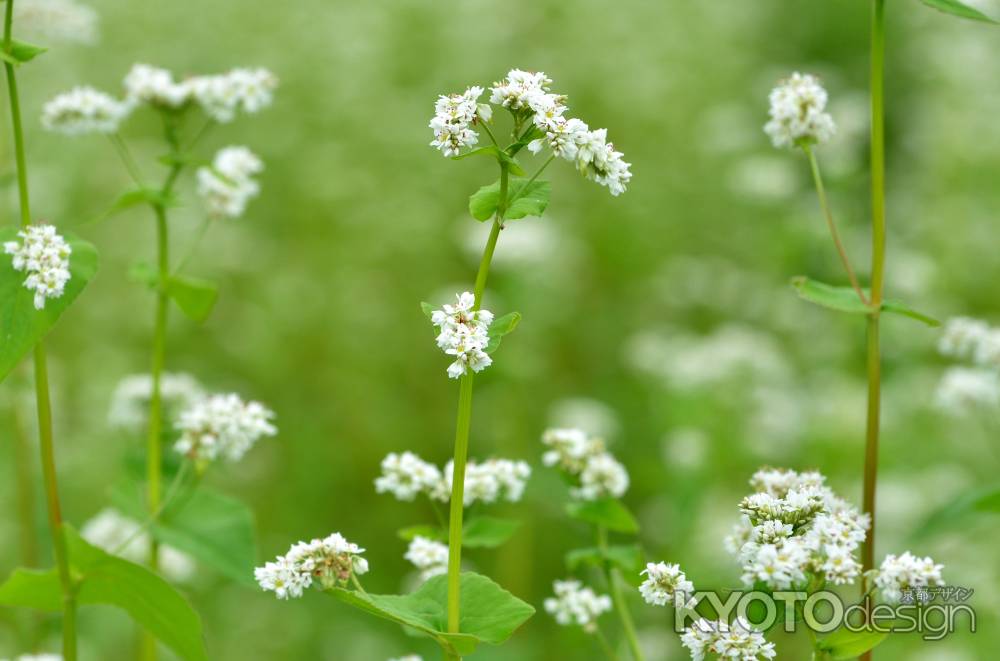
543;579;612;634
404;536;449;582
81;508;194;581
873;551;944;604
255;532;369;600
107;372;204;432
14;0;98;45
41;87;131;135
374;451;531;506
540;427;629;500
936;317;1000;415
727;468;869;590
4;224;72;310
764;72;836;149
639;562;694;607
0;654;64;661
430;292;494;379
124;63;277;120
196;146;264;219
681;617;776;661
429;69;632;196
174;393;276;464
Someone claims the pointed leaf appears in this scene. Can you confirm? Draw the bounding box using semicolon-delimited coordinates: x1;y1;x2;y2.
0;40;47;66
566;498;639;534
462;517;521;549
468;178;551;221
791;276;871;315
1;228;98;382
99;187;175;223
919;0;997;23
882;299;940;326
817;629;888;659
452;146;500;161
485;311;521;354
167;274;218;323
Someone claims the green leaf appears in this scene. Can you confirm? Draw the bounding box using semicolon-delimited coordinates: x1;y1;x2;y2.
331;572;533;656
0;40;47;66
791;276;938;325
398;525;447;543
882;299;940;327
566;544;644;578
919;0;997;23
496;152;527;177
816;629;888;659
485;311;521;354
452;146;500;161
468;178;551;221
101;187;175;222
128;260;158;289
111;479;257;586
421;301;436;319
462;517;521;549
167;274;218;323
0;228;98;382
566;498;639;534
0;526;208;661
915;483;1000;538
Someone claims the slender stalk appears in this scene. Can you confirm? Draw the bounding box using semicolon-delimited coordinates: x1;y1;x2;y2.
803;145;869;305
10;400;38;567
597;526;644;661
109;133;144;187
4;2;77;657
444;165;508;659
595;627;623;661
861;1;886;658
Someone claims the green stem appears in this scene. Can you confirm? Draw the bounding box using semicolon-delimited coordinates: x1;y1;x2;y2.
444;165;508;659
595;627;622;661
109;133;144;187
5;2;77;657
861;2;886;658
111;461;192;557
598;527;644;661
9;398;38;568
803;145;868;305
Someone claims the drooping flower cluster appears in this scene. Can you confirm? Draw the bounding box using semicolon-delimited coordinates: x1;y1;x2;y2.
543;579;612;634
935;317;1000;415
196;146;264;219
430;292;494;379
14;0;98;45
764;72;836;149
41;86;130;135
404;536;449;582
4;224;72;310
680;617;776;661
107;372;204;432
374;451;531;506
81;508;194;581
174;393;276;465
541;427;629;500
872;552;944;604
429;69;632;196
726;468;869;590
639;562;695;607
255;532;369;600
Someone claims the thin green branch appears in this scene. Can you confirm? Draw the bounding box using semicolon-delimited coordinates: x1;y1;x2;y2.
598;526;644;661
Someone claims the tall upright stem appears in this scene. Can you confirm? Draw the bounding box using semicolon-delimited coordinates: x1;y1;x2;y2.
444;165;508;659
4;2;77;657
597;527;644;661
861;2;886;659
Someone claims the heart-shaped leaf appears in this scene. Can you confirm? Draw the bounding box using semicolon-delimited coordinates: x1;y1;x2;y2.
462;517;521;549
485;311;521;354
468;178;551;221
0;40;47;66
167;274;218;323
1;227;98;382
566;498;639;534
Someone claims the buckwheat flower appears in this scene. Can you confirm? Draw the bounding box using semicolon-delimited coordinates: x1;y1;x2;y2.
490;69;553;112
189;67;278;123
571;452;630;500
374;451;443;501
934;367;1000;414
174;392;276;465
764;72;836;149
107;372;204;432
571;127;633;196
740;539;810;590
196;146;264;219
874;551;944;604
528;117;589;160
429;291;494;378
818;544;862;585
724;516;754;556
938;316;990;361
404;536;448;582
541;427;605;473
639;562;694;607
974;329;1000;370
429;86;484;157
81;508;194;581
682;618;776;661
4;224;72;310
14;0;98;45
544;579;612;633
255;531;369;599
123;63;190;107
42;86;131;135
750;520;794;544
441;457;531;505
486;458;532;502
2;654;64;661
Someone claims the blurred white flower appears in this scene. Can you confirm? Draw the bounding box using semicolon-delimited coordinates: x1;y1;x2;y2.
874;551;944;604
934;367;1000;415
3;224;71;310
255;532;368;599
174;393;276;464
544;579;612;634
764;72;836;149
124;63;190;107
404;536;448;582
541;427;603;473
108;372;204;432
938;317;991;362
541;427;628;500
681;617;776;660
572;452;629;501
661;427;708;470
1;654;64;661
549;397;620;440
188;67;278;123
81;508;194;581
639;562;694;607
429;291;493;379
41;86;130;135
14;0;98;44
442;458;531;506
196;146;264;219
374;451;443;501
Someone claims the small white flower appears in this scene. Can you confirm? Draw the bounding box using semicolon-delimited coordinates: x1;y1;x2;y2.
188;67;278;123
196;146;264;219
255;531;369;599
81;508;194;582
934;367;1000;415
374;451;443;501
174;393;276;464
874;551;944;604
123;63;191;107
544;579;612;634
764;72;836;149
938;316;991;361
404;536;449;582
540;427;604;473
429;291;494;378
41;86;130;135
4;224;72;310
571;452;630;501
681;617;776;661
107;372;204;432
441;458;532;506
429;86;484;157
489;69;553;112
639;562;695;607
14;0;98;45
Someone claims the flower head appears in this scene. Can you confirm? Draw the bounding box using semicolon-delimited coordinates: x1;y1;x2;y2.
108;372;204;432
442;458;531;505
764;72;836;149
873;551;944;604
572;452;630;500
123;63;190;107
543;579;612;633
196;146;264;219
429;291;494;378
934;367;1000;415
14;0;98;45
429;86;485;157
255;531;369;599
4;224;72;310
374;451;443;501
681;617;776;661
639;562;695;607
41;86;130;135
174;393;276;465
188;67;278;122
404;536;448;582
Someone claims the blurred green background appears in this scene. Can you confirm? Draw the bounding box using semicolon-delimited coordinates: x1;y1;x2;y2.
2;0;1000;658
